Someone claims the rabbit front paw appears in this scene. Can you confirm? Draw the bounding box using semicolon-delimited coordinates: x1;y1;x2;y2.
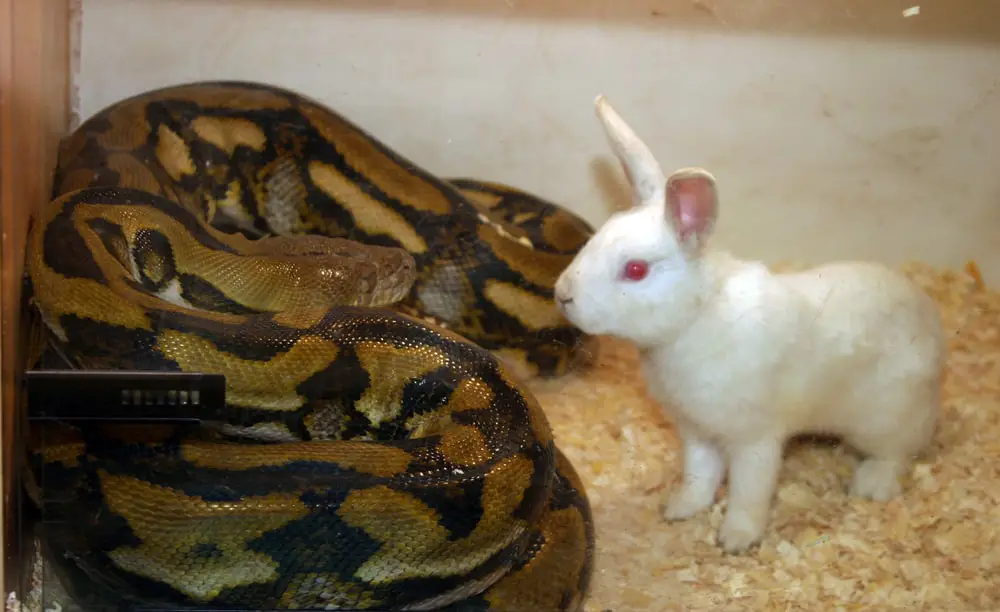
664;486;716;521
718;509;765;553
717;438;783;553
664;426;725;522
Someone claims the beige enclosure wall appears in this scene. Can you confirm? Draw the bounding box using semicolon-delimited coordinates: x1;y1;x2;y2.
77;0;1000;282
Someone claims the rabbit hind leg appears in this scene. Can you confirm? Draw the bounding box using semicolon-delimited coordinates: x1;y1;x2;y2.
845;385;939;502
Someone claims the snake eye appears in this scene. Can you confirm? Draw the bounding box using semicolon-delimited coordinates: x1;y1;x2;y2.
622;259;649;282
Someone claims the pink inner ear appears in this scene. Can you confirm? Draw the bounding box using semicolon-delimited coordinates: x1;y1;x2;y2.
666;175;717;243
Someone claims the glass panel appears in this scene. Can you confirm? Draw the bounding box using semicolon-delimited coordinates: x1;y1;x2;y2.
15;1;1000;611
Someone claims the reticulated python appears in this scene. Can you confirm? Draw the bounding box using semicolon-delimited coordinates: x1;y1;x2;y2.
22;81;597;611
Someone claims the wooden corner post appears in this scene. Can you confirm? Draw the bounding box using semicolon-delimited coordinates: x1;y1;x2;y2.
0;0;72;599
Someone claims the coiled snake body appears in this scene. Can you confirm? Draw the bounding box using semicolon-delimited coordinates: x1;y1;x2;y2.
23;81;596;611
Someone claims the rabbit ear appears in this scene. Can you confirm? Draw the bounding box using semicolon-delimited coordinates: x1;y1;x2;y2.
594;95;666;206
665;167;718;251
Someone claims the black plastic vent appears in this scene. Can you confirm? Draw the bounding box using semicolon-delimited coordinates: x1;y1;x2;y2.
24;370;226;423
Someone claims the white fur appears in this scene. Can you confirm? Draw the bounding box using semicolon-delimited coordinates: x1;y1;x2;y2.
555;95;947;553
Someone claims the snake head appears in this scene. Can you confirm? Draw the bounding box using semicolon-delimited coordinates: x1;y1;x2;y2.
252;235;417;309
324;239;418;307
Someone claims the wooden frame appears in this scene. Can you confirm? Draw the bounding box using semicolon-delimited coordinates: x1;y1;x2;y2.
0;0;72;597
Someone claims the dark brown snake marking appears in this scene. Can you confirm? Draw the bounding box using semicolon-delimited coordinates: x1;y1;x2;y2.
21;81;596;611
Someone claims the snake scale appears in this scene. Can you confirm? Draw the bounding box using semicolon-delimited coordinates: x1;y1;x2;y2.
21;81;598;611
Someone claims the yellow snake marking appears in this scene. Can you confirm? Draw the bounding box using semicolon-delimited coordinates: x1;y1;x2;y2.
57;168;102;196
270;307;330;330
155;124;197;182
105;152;165;196
299;104;453;215
477;222;572;288
75;203;387;314
459;188;503;209
139;248;170;286
37;441;86;468
437;424;492;467
156;329;340;411
181;440;414;478
490;348;541;380
543;212;593;253
99;471;310;602
338;454;535;583
308;161;429;254
352;341;449;426
210;179;253;227
27;206;152;338
94;219;133;274
452;185;534;245
406;376;494;438
73;203;257;300
484;279;569;331
96;104;152;151
477;213;534;249
31;234;243;342
190;116;268;154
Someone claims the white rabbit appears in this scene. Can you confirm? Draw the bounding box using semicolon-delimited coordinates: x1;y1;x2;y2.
554;95;946;553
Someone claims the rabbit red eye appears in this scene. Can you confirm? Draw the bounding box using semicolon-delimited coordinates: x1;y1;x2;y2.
623;259;649;281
